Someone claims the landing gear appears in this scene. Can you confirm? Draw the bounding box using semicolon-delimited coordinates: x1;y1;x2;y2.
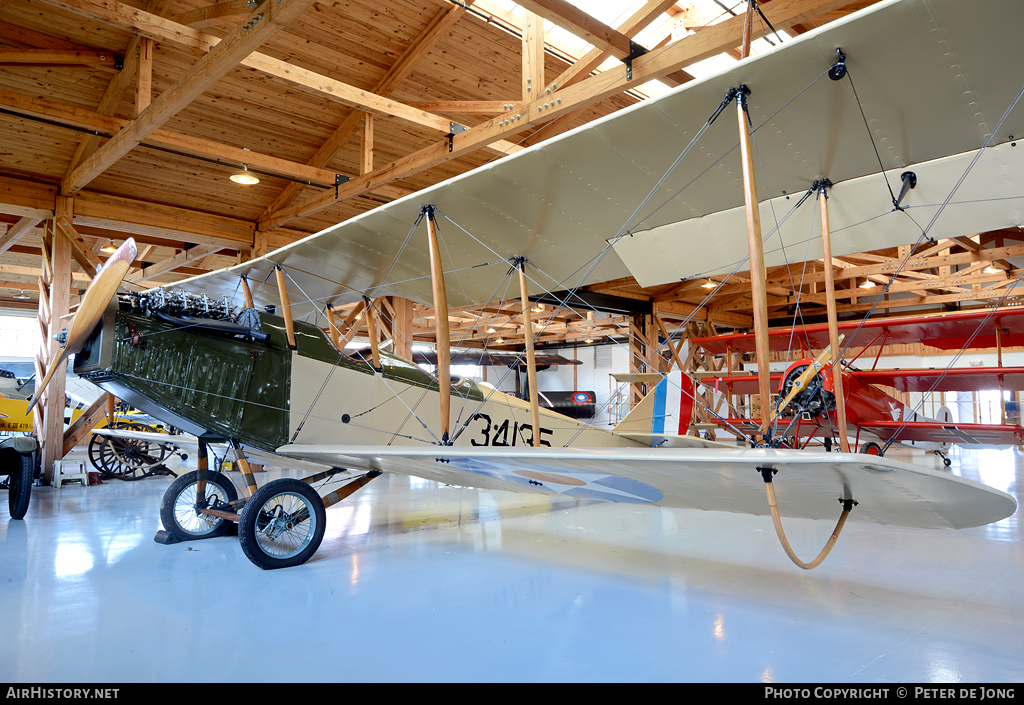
238;478;326;570
160;470;239;540
5;450;33;519
859;441;883;456
934;450;952;467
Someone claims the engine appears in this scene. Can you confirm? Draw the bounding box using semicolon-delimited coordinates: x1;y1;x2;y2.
778;359;836;418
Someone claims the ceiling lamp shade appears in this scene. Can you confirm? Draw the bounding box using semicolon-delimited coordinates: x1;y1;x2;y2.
100;239;117;254
13;290;31;300
230;163;259;185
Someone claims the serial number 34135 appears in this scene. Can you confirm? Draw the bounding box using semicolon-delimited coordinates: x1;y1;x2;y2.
467;413;552;447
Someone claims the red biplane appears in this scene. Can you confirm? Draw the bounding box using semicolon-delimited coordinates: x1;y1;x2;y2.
687;308;1024;458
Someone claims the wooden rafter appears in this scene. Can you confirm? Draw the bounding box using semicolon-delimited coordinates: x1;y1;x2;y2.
61;0;319;196
260;0;855;230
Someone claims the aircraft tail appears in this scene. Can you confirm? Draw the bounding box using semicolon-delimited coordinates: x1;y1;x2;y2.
613;371;695;435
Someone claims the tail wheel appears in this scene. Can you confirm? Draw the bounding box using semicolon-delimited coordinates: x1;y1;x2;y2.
860;441;883;456
160;470;239;540
238;478;326;570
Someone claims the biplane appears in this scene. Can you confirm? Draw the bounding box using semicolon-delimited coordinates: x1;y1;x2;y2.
685;309;1024;459
27;0;1022;570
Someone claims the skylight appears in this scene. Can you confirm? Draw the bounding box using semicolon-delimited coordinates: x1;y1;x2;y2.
476;0;790;100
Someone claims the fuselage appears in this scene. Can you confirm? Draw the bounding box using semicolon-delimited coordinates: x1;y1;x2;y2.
74;300;639;455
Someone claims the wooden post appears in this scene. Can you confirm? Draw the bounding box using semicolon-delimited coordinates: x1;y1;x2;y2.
818;184;851;452
654;312;687;374
740;0;755;59
135;37;153;115
390;296;415;362
42;218;72;485
325;304;341;349
522;10;544;104
425;208;451;443
517;261;541;447
364;297;382;370
274;265;296;350
106;393;116;426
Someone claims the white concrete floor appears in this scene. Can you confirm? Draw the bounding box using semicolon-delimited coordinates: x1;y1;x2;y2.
1;446;1021;683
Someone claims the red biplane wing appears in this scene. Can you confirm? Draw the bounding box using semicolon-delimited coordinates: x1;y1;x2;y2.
692;308;1024;355
849;367;1024;393
855;421;1024;446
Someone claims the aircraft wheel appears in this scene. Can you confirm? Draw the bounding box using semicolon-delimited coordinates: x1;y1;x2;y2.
160;470;239;541
860;441;883;456
4;450;33;520
238;478;326;570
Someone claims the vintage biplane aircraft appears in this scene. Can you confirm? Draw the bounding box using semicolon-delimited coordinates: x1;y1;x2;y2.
27;0;1022;570
683;309;1024;460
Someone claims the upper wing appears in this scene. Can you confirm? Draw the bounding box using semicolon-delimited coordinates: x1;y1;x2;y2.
850;367;1024;393
692;309;1024;356
163;0;1022;318
277;444;1016;531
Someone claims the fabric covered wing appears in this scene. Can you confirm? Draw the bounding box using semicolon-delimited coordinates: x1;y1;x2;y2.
851;367;1024;393
276;445;1016;530
856;421;1024;446
693;309;1024;356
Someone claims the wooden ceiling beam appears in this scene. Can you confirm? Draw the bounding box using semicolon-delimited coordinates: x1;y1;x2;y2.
171;0;255;29
256;0;488;224
403;101;518;114
126;244;222;285
0;173;253;249
516;0;634;58
38;0;473;137
0;217;43;255
0;49;121;69
262;0;856;229
61;0;319;196
551;0;679;90
0;88;341;187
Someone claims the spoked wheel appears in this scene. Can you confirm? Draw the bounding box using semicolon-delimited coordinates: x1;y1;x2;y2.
6;451;33;519
238;478;326;570
160;470;239;541
90;422;171;480
89;432;126;479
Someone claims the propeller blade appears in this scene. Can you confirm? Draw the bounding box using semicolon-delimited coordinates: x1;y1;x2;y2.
26;238;137;414
770;334;845;423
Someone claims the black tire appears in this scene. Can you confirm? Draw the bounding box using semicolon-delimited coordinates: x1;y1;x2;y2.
860;441;883;456
6;451;33;519
238;478;326;570
160;470;239;540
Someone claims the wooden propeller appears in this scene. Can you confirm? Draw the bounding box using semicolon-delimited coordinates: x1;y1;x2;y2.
26;238;137;414
768;334;845;424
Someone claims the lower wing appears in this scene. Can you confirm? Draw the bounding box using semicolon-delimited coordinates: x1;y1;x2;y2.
277;444;1016;531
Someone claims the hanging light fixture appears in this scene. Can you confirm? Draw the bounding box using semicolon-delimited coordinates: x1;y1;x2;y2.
701;279;716;289
100;239;117;254
13;290;31;300
230;163;259;185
